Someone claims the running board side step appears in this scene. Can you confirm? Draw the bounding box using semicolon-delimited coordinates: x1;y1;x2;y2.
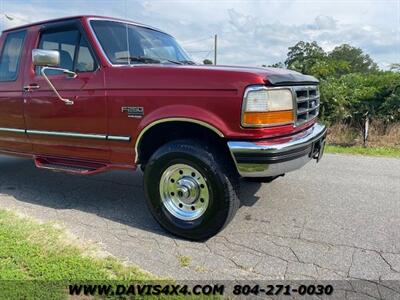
34;156;108;175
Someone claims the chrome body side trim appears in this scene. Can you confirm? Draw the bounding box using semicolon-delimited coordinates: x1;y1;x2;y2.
0;127;131;141
134;117;225;164
0;127;26;134
27;130;107;139
24;129;130;141
228;123;327;177
108;135;131;141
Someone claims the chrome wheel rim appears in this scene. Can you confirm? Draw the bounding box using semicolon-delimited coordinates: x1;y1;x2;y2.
159;163;210;221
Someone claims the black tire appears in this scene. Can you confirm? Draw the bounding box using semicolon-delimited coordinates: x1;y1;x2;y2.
143;139;239;241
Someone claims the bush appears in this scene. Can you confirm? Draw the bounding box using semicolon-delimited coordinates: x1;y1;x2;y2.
319;72;400;125
272;41;400;146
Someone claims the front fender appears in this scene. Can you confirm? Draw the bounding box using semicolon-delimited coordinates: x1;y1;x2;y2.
133;105;229;163
136;104;229;137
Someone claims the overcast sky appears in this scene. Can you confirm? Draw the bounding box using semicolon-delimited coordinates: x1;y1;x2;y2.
1;0;399;69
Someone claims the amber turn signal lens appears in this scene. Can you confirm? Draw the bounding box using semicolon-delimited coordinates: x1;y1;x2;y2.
243;110;294;126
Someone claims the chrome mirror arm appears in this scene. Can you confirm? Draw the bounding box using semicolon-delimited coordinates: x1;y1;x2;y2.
40;66;77;106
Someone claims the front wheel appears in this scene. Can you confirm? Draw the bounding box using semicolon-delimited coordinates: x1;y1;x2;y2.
143;139;239;240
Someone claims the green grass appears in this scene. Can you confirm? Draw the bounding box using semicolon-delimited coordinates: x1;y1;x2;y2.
325;144;400;157
0;209;155;299
177;255;191;268
0;210;217;300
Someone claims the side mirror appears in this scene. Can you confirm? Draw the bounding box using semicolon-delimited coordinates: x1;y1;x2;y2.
31;49;77;105
32;49;60;67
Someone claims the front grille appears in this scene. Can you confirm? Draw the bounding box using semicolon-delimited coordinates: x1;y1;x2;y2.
293;85;320;126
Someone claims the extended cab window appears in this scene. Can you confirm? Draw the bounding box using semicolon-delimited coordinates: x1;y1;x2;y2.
0;30;26;81
37;28;96;75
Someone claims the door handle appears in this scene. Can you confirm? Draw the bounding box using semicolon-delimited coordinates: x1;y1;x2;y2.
23;84;40;92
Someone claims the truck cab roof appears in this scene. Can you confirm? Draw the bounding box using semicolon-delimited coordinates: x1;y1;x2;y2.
2;15;164;34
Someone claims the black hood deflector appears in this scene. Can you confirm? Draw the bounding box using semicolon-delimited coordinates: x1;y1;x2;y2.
266;73;319;86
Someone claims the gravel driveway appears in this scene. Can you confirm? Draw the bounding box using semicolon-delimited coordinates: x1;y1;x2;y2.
0;154;399;282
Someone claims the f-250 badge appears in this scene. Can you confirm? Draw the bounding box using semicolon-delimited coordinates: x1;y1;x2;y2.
121;106;144;118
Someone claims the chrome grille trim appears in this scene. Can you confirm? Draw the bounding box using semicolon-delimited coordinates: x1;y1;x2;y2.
292;85;320;126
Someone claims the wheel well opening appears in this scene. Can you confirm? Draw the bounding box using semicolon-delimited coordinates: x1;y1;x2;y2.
137;121;231;167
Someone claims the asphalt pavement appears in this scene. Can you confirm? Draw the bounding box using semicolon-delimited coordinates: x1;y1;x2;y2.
0;153;399;282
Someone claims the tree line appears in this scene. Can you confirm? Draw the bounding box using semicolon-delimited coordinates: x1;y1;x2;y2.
267;41;400;129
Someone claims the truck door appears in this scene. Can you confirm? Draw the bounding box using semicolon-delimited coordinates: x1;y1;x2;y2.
23;21;109;161
0;29;31;152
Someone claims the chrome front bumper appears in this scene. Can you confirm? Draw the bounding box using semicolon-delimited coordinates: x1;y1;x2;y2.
227;123;327;177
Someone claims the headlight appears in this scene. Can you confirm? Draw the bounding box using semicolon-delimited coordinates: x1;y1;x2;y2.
242;86;294;127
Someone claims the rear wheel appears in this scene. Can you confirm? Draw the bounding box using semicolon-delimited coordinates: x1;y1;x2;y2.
143;139;239;240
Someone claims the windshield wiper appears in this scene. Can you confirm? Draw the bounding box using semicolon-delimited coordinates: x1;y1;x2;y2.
179;60;196;65
161;59;196;65
158;58;183;65
116;56;195;66
158;59;197;65
116;56;161;64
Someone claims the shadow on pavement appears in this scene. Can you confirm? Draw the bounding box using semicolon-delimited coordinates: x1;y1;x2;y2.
0;155;265;238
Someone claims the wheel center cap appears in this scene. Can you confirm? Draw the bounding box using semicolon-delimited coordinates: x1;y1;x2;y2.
176;177;199;204
177;186;189;198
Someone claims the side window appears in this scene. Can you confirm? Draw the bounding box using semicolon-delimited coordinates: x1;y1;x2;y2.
76;36;95;72
36;30;79;75
36;29;96;75
0;30;26;81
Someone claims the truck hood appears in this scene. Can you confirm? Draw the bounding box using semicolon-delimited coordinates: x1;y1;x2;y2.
105;64;318;92
192;65;319;86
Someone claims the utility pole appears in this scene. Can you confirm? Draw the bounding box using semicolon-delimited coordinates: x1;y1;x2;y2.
214;34;217;65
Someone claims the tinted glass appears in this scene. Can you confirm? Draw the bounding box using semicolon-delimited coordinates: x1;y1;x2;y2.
37;30;79;75
91;20;191;64
76;36;95;72
0;30;26;81
37;29;96;75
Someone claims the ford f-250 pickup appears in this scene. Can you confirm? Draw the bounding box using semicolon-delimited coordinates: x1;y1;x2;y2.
0;16;326;240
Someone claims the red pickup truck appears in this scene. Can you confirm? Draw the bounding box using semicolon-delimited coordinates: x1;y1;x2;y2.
0;16;326;240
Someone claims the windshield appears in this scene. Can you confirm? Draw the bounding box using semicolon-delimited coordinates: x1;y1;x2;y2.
90;20;193;65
